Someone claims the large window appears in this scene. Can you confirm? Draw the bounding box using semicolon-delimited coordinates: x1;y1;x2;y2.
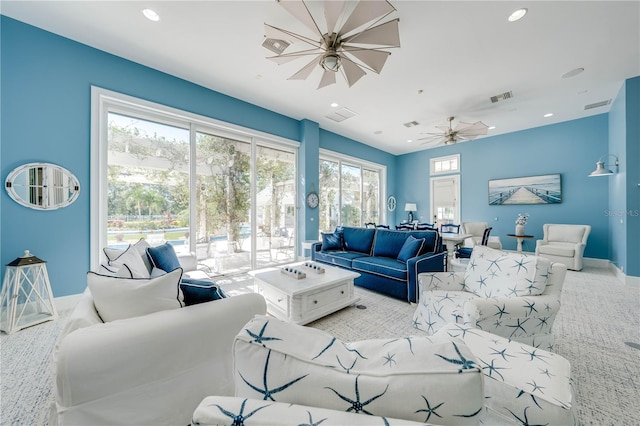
319;151;386;232
92;87;298;274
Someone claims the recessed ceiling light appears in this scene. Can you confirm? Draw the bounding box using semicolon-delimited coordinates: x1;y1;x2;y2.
488;126;496;130
407;139;413;143
562;68;584;79
508;8;528;22
142;8;160;22
544;113;554;118
330;102;339;108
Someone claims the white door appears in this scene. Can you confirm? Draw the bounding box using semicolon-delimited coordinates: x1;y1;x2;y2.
430;175;460;225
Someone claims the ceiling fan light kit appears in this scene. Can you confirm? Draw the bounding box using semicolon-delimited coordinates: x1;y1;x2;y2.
418;116;489;147
263;0;400;89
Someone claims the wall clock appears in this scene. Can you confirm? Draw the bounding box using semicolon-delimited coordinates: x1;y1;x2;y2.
387;195;396;212
307;191;319;209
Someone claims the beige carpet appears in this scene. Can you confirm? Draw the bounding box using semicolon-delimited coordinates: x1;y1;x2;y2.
1;266;638;425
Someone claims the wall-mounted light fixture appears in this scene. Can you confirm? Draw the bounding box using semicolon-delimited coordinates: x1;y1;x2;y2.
404;203;417;222
588;154;619;177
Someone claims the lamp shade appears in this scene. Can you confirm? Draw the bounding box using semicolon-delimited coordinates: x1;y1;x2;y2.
404;203;417;211
588;160;614;177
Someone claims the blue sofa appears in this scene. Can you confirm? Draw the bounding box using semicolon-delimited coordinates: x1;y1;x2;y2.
311;227;446;303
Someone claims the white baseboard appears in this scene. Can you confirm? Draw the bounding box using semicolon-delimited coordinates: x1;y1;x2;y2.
583;257;610;269
55;293;83;311
608;262;640;286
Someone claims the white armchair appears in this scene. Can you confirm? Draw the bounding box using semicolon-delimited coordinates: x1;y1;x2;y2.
461;221;502;249
535;223;591;271
413;245;567;350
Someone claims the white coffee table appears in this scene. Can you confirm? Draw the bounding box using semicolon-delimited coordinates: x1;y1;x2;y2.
249;262;360;325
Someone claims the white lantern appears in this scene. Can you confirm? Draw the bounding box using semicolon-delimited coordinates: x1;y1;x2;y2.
0;250;57;334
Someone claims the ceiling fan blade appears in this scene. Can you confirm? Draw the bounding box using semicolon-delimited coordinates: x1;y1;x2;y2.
318;69;337;89
264;23;320;48
418;135;446;146
339;56;367;87
267;48;324;65
277;0;323;37
343;19;400;46
324;0;346;34
339;0;396;36
288;56;320;81
453;121;489;137
342;48;390;73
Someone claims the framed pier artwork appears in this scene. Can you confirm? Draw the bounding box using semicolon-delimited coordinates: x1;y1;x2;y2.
489;174;562;205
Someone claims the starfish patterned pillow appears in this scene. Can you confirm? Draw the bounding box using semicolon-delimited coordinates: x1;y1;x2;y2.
463;245;550;298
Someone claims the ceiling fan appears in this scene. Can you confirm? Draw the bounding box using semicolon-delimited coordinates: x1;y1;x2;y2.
418;116;489;146
262;0;400;89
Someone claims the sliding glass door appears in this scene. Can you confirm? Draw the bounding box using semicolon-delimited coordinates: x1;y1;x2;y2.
97;89;299;276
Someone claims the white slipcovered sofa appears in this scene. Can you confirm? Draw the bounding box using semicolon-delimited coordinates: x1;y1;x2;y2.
51;291;266;425
535;223;591;271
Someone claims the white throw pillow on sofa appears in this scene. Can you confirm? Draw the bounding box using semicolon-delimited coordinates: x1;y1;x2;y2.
87;267;184;322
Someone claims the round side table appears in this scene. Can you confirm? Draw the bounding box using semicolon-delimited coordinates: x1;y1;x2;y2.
506;234;534;252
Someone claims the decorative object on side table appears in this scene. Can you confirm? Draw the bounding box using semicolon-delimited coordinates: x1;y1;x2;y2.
0;250;58;334
515;212;529;236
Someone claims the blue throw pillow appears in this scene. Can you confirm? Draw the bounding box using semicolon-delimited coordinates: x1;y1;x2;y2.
321;231;343;251
146;243;181;273
180;278;227;306
397;235;425;263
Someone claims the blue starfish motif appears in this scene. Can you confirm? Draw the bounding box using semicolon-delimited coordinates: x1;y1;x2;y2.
486;257;503;272
434;305;445;320
468;260;478;271
325;375;388;415
523;301;538;315
493;319;503;328
507;285;520;297
245;321;281;347
414;394;444;422
489;346;515;361
512;258;530;274
435;342;478;373
342;343;368;359
312;337;336;360
506;318;530;338
516;391;543;409
384;337;415;354
519;347;549;362
213;398;271;426
476;275;488;288
439;293;454;303
336;355;358;373
450;324;479;338
238;349;308;401
382;352;396;367
425;314;437;334
489;269;499;279
539;367;554;378
507;406;548;426
412;317;421;328
451;312;463;322
494;303;510;319
544;303;552;312
527;380;546;394
479;357;507;381
297;410;328;426
423;273;442;289
537;316;549;330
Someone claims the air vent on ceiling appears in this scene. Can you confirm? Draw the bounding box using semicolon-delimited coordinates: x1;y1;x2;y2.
490;91;514;103
325;107;357;123
403;120;420;128
584;99;611;110
261;37;290;55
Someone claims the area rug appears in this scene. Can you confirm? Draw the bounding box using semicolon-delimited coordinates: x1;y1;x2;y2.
1;266;638;425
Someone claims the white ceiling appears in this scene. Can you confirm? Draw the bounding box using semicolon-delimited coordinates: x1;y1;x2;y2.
3;1;639;155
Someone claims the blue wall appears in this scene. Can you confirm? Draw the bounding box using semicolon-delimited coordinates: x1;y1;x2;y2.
609;76;640;276
0;16;394;296
396;115;611;257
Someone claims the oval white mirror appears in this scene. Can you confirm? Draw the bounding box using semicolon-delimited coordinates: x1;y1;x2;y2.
5;162;80;210
387;195;396;212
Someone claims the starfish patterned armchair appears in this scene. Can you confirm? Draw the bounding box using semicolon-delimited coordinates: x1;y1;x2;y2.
412;245;567;350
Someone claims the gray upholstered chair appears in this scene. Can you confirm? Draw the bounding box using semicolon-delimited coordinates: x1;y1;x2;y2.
535;224;591;271
461;221;502;249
